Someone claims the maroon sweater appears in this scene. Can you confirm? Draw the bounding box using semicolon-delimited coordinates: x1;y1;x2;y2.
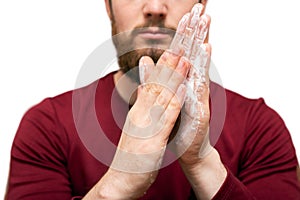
5;71;300;199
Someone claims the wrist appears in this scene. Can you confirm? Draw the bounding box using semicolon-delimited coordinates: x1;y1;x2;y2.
180;148;227;200
90;169;157;200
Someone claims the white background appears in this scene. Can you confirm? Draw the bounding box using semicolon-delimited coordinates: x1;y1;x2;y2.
0;0;299;197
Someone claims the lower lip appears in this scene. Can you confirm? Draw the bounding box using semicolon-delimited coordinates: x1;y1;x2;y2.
138;32;170;40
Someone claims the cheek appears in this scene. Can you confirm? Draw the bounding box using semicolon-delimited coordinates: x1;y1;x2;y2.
165;12;187;30
166;4;195;27
112;6;141;32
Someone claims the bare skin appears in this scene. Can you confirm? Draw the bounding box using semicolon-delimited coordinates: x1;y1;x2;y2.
84;1;227;200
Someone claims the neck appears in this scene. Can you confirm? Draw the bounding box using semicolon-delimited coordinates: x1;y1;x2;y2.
113;70;139;105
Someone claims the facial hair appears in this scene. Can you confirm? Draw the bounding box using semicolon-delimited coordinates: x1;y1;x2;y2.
111;20;175;83
111;20;182;143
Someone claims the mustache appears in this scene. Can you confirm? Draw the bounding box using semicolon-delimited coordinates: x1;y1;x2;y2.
134;20;177;30
112;20;176;57
131;22;177;38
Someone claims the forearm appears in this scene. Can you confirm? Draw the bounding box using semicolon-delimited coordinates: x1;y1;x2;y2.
180;148;227;200
83;169;155;200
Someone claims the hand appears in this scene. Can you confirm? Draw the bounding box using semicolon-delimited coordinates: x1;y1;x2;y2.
91;49;191;199
115;50;191;171
84;3;222;200
169;3;213;166
137;1;213;174
169;4;227;199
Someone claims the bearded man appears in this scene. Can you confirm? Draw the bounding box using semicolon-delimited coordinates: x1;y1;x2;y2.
5;0;300;199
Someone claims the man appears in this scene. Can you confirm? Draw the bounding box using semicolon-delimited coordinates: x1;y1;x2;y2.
5;0;300;199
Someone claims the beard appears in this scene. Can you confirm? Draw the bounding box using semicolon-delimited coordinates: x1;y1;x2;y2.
111;20;181;142
111;20;176;83
117;48;164;83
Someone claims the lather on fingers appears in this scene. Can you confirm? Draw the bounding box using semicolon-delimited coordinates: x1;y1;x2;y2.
170;3;204;56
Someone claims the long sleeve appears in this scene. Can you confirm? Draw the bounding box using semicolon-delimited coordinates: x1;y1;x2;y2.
5;73;194;200
190;97;300;199
5;79;300;199
214;98;300;199
5;98;75;200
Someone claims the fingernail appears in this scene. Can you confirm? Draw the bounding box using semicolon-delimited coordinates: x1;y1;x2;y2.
139;56;146;84
139;56;146;66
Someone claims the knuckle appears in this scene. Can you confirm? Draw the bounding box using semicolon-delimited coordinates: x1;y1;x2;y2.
144;83;162;96
156;93;168;107
169;98;182;110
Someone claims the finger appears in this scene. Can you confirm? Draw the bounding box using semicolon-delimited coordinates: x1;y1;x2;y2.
166;56;191;93
189;4;204;31
184;84;209;121
183;3;204;58
187;42;211;89
166;84;187;120
192;45;211;119
185;42;210;108
154;57;191;110
145;57;190;140
170;3;204;57
184;43;211;116
137;51;185;107
155;50;181;72
189;14;211;64
145;56;190;131
200;43;211;85
159;84;187;140
196;15;210;46
139;56;155;84
169;13;190;55
137;56;160;107
146;50;181;93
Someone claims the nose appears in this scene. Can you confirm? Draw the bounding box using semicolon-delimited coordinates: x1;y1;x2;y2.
143;0;167;22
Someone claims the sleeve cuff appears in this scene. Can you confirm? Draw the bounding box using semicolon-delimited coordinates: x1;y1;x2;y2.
212;165;255;200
